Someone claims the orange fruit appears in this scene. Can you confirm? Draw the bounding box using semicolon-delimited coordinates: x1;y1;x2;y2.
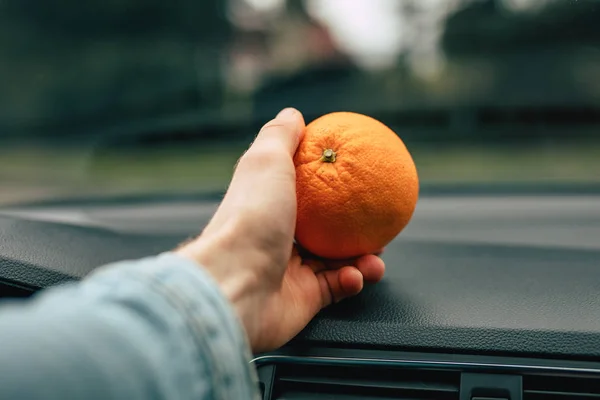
294;112;419;259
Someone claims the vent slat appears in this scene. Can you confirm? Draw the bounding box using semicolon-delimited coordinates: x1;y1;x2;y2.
525;389;600;398
280;375;458;392
273;363;460;399
276;382;457;400
524;374;600;400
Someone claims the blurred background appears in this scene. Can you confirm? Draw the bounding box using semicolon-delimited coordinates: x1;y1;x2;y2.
1;0;599;205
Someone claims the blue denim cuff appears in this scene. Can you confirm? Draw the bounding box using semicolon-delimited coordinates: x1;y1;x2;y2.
88;252;260;400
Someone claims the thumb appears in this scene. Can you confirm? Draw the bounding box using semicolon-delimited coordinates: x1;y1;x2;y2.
251;108;305;156
203;109;304;236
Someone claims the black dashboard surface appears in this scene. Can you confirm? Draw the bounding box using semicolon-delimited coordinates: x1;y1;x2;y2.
1;195;599;359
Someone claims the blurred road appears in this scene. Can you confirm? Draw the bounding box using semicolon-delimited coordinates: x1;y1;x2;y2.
2;195;600;251
2;142;600;206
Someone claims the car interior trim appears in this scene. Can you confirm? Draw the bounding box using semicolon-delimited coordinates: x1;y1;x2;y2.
250;354;600;374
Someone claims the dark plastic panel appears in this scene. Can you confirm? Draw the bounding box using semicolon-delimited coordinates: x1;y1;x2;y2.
1;206;600;359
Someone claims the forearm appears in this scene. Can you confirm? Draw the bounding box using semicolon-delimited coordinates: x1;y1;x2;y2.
0;253;259;400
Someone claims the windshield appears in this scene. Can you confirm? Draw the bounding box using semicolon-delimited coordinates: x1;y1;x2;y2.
1;0;599;205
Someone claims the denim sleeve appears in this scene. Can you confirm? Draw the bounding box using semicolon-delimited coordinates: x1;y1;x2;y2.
0;253;260;400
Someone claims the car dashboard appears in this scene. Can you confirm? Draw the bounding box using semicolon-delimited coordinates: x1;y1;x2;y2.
1;193;599;399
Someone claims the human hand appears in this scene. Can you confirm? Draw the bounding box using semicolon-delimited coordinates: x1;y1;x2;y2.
176;108;385;353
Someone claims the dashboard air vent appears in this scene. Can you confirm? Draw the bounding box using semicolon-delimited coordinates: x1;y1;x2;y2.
261;362;460;400
523;373;600;399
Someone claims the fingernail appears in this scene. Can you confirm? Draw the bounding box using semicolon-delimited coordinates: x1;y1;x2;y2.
276;108;297;120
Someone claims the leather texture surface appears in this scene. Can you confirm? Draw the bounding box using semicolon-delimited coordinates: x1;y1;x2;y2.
0;215;184;288
1;197;600;359
293;240;600;358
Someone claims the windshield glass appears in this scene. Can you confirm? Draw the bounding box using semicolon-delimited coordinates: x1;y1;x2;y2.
1;0;599;205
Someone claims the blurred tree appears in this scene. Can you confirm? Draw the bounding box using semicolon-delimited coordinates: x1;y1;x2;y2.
437;0;600;142
442;0;600;54
0;0;234;138
4;0;228;41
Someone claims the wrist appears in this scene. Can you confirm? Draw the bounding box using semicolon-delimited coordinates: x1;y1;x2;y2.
175;234;265;350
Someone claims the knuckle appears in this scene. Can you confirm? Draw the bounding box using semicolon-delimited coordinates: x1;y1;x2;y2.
238;143;288;170
259;119;292;135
